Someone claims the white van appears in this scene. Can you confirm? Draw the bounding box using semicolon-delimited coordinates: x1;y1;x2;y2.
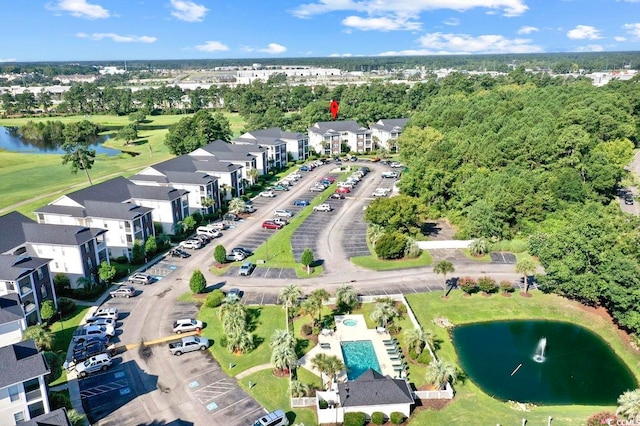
253;409;289;426
197;227;221;238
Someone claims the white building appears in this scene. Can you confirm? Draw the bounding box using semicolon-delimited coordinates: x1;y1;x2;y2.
308;120;373;155
0;294;27;348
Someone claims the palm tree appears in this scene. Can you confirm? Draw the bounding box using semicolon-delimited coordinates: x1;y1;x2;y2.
222;311;246;335
367;224;385;245
299;297;321;326
290;380;310;398
278;284;302;327
226;330;254;354
247;168;260;185
515;259;537;294
269;330;298;374
370;302;397;328
468;239;488;257
405;328;434;356
311;353;345;390
219;299;245;321
433;260;455;289
228;197;246;215
617;389;640;420
425;360;457;389
23;325;54;351
310;353;330;389
335;284;359;313
309;289;330;323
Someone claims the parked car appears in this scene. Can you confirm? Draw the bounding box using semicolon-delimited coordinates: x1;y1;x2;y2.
390;162;403;168
239;261;256;276
193;234;211;245
91;307;119;321
260;190;276;197
73;337;109;353
244;204;257;213
231;247;254;257
110;286;135;298
179;239;202;250
227;288;241;300
169;336;210;356
314;204;332;212
335;187;351;194
271;184;289;192
293;199;310;206
196;226;221;238
172;318;204;334
83;323;115;337
70;340;108;365
168;248;191;258
299;165;310;172
625;194;634;205
73;325;110;343
75;353;113;378
272;217;289;226
330;193;345;200
84;317;117;328
323;177;336;183
262;220;283;230
309;186;324;192
223;213;239;221
206;221;228;230
253;409;289;426
274;209;294;218
372;188;390;197
128;273;152;285
226;251;245;262
381;171;399;179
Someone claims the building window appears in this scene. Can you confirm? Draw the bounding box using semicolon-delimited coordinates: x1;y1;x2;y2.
41;285;47;298
9;385;20;402
24;378;41;402
28;401;45;418
13;411;25;423
36;268;44;280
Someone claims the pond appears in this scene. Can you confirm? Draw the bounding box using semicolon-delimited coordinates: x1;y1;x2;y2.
452;320;637;405
0;126;121;156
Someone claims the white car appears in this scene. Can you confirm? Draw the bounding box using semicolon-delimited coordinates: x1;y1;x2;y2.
92;307;119;321
75;353;112;378
83;323;115;337
381;171;399;179
314;204;332;212
274;209;294;218
84;317;117;328
372;188;390;197
179;239;202;250
110;286;135;298
260;190;276;197
172;319;204;334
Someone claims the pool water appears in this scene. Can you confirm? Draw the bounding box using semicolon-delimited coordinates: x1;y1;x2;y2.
343;319;357;326
341;340;381;380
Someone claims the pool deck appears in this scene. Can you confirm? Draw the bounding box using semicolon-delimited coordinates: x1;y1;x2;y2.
298;314;405;384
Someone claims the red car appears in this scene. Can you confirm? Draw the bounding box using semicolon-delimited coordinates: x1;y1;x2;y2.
262;220;283;230
323;177;336;183
335;186;351;194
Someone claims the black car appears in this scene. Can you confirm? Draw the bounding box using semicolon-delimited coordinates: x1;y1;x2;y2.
625;194;634;205
72;340;108;363
169;248;191;258
73;337;109;353
232;247;254;257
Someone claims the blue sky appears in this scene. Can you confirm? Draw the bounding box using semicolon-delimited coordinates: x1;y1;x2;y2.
1;0;640;62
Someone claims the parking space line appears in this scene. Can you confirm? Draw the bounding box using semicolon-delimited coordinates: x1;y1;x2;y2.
184;367;224;383
210;396;253;415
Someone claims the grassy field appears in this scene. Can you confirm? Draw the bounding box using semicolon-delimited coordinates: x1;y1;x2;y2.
0;112;245;217
405;291;640;425
49;306;91;386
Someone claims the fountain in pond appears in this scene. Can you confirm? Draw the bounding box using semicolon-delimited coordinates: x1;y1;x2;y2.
533;337;547;363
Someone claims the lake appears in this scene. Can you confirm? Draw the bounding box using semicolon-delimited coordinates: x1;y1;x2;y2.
0;126;121;156
453;320;637;405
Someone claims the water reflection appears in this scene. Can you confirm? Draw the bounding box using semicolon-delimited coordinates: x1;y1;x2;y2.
0;126;121;156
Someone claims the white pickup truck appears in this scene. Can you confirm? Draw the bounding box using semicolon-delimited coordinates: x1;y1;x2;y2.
168;336;210;356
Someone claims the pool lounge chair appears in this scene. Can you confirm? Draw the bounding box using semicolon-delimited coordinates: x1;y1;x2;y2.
320;343;331;349
383;339;398;344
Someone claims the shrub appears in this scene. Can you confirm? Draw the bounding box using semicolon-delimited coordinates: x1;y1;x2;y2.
375;232;407;260
114;256;128;264
189;269;206;294
371;412;385;424
318;399;329;409
49;390;71;410
214;244;227;264
458;277;478;294
191;212;203;225
343;412;366;426
40;300;57;323
145;236;157;256
404;241;421;258
43;351;63;384
131;240;145;264
57;297;76;316
387;323;401;335
499;280;515;293
390;412;405;425
477;276;497;294
587;412;618;426
53;273;70;294
396;303;407;316
301;324;313;336
417;350;433;365
205;289;225;308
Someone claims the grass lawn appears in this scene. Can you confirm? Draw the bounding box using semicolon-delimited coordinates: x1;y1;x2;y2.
351;240;433;270
460;249;492;262
198;304;286;375
404;291;640;425
238;369;318;426
49;306;91;386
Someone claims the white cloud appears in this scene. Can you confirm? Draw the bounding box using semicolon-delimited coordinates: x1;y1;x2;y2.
615;36;627;42
342;15;421;31
170;0;208;22
575;44;604;52
76;32;157;43
414;32;542;54
567;25;602;40
517;26;538;34
330;53;354;57
194;41;229;52
0;58;17;63
444;17;460;26
623;23;640;38
259;43;287;54
46;0;110;19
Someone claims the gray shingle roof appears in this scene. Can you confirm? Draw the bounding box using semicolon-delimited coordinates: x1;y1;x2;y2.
22;223;106;246
0;255;51;282
84;201;153;220
64;176;132;203
33;204;87;217
0;212;34;254
0;293;24;326
0;340;50;389
151;151;243;174
127;184;189;201
162;171;218;185
23;408;72;426
199;139;265;155
240;127;306;141
370;118;409;131
338;369;414;407
309;120;371;135
190;157;243;173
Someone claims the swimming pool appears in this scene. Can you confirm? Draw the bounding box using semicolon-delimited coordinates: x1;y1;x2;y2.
341;340;381;380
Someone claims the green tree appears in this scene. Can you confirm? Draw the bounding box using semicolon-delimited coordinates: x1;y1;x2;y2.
116;123;138;145
164;110;232;155
299;297;321;326
311;353;345;390
214;244;226;264
98;261;116;284
290;380;310;397
468;239;488;257
128;110;147;123
617;389;640;420
144;235;157;256
336;284;359;313
40;300;57;323
374;231;406;260
405;328;433;356
61;120;99;185
364;195;425;234
183;216;197;231
278;284;302;327
189;269;206;294
43;351;63;384
425;359;457;389
300;248;315;275
269;329;297;374
228;197;246;215
131;240;145;264
433;260;455;289
23;325;54;351
307;289;330;324
370;301;397;328
226;330;254;354
53;273;70;294
515;259;537;294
